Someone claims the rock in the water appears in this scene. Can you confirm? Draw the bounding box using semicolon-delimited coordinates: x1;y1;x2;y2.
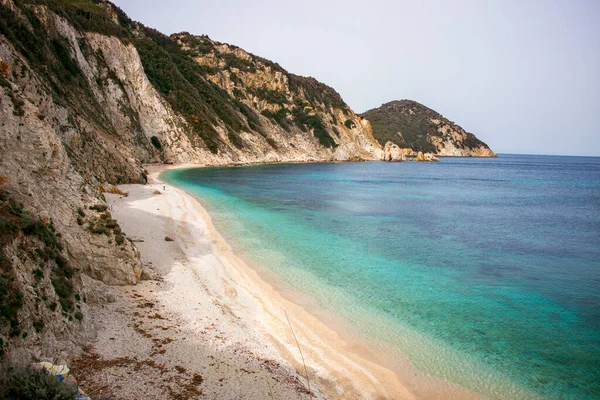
383;141;405;162
414;151;439;162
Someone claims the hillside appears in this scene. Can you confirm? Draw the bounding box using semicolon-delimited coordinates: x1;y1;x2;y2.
0;0;383;364
361;100;497;157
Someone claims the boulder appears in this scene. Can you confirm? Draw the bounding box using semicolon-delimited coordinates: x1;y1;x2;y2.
383;141;405;162
425;153;439;162
414;151;439;162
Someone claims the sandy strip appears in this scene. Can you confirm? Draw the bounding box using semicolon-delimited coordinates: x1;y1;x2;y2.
83;164;485;400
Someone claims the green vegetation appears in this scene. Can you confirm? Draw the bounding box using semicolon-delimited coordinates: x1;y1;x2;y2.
32;319;44;333
0;191;76;347
344;119;356;129
236;101;261;132
50;256;74;313
1;0;357;160
86;205;126;246
88;204;107;212
1;1;254;154
266;138;277;148
114;233;125;245
88;210;119;235
0;0;113;138
261;108;290;129
177;33;347;150
362;100;492;153
361;100;444;153
292;106;337;148
134;28;251;152
0;273;23;339
288;75;349;114
179;34;215;56
0;363;75;400
31;0;132;38
220;52;256;72
229;71;241;85
461;132;488;150
260;104;337;148
252;87;287;106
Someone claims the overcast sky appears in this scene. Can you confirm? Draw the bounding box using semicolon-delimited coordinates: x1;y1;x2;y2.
114;0;599;156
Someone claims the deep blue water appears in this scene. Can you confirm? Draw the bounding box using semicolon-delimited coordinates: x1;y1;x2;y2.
162;155;600;399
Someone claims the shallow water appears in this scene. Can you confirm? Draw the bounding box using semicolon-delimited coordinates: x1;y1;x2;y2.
162;155;600;399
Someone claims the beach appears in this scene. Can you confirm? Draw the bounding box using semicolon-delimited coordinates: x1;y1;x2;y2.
79;164;485;400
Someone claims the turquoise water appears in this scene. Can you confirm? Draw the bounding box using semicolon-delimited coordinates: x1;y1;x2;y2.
162;155;600;399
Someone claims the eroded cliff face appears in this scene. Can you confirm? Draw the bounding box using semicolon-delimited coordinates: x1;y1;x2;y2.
171;33;383;162
0;21;143;356
361;100;497;157
427;117;497;157
0;0;384;361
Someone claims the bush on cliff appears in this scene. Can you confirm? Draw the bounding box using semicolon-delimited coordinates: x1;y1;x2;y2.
0;363;75;400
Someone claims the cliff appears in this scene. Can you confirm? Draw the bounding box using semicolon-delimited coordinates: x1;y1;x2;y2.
361;100;497;157
0;0;384;363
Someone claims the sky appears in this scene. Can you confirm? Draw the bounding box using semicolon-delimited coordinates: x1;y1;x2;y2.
114;0;600;156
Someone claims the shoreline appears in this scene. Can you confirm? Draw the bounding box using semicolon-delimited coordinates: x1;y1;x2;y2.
147;164;416;399
88;162;487;399
148;163;489;399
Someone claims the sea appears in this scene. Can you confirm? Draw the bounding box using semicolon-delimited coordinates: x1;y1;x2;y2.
161;154;600;400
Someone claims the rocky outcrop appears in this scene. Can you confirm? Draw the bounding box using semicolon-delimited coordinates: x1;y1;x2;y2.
361;100;497;157
383;141;405;162
413;151;439;162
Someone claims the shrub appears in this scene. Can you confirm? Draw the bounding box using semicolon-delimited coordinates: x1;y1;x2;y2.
114;233;125;245
55;253;68;268
344;119;356;129
0;363;74;400
51;275;73;312
33;269;44;281
292;107;337;148
11;97;24;116
227;131;244;149
253;87;287;106
220;52;256;72
89;204;107;212
33;320;44;333
105;219;118;229
0;273;23;338
261;108;290;129
266;138;277;149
